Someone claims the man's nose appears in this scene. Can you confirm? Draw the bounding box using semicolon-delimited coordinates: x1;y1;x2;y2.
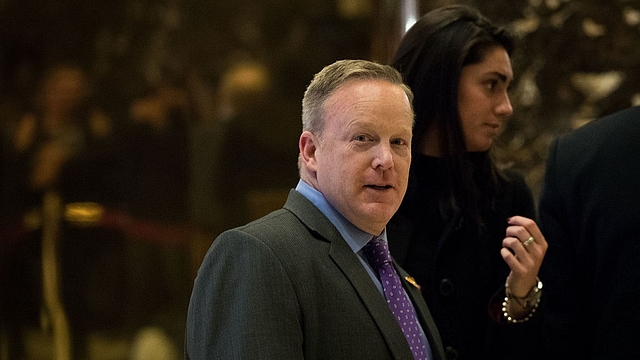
372;143;393;170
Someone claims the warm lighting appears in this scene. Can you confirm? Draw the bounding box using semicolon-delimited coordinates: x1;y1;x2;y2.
64;202;105;226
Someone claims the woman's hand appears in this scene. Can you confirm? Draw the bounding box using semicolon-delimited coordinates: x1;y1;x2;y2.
500;215;548;317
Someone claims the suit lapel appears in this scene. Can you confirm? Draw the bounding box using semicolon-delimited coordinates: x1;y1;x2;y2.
397;266;445;359
284;189;416;359
328;239;416;359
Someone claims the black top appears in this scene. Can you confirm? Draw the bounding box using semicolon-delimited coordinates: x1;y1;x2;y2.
388;153;538;359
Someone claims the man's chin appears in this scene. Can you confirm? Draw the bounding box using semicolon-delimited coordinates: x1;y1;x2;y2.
360;206;399;226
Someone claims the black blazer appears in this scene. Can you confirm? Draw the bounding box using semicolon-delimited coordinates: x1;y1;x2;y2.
538;106;640;358
185;189;446;359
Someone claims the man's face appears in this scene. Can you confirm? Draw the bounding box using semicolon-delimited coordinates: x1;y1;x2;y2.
309;79;413;235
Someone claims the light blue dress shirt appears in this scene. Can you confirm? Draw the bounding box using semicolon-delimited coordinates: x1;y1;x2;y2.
295;180;432;359
296;180;382;289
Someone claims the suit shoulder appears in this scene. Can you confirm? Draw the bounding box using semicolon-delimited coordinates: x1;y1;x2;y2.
562;106;640;145
221;206;330;254
228;208;306;240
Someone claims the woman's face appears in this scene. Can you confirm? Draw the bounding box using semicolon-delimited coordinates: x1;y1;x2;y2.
458;46;513;152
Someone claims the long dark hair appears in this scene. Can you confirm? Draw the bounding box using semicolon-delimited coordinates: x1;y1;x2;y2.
392;5;514;231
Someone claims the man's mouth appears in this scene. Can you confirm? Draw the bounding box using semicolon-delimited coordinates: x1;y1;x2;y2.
366;185;392;190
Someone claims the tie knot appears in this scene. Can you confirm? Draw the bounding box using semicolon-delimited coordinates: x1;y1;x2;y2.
364;237;393;267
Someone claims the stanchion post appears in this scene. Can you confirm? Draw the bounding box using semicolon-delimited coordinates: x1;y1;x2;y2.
41;191;72;360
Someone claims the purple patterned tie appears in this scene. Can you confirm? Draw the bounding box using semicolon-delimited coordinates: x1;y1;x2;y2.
364;237;429;360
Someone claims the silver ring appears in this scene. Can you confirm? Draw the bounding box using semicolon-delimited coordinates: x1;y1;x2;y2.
523;236;535;246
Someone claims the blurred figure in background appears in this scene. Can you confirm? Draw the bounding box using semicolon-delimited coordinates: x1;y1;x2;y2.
120;72;194;356
187;59;298;260
1;61;126;359
194;60;271;235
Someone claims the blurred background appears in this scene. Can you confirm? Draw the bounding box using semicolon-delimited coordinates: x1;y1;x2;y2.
1;0;639;359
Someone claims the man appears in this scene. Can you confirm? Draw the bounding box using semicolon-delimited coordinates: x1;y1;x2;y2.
185;59;445;359
538;105;640;358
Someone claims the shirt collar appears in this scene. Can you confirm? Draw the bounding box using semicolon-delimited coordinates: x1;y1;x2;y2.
295;180;386;253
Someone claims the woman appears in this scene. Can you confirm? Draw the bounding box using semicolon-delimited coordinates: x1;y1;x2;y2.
388;5;547;359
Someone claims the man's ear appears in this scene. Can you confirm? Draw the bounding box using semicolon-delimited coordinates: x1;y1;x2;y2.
299;131;318;172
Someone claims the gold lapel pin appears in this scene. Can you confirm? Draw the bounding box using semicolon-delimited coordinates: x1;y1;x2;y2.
404;276;421;290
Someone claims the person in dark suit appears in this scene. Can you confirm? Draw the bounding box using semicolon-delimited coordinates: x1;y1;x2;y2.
538;105;640;359
184;59;446;359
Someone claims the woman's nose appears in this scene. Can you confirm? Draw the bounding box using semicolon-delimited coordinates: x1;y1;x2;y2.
496;92;513;118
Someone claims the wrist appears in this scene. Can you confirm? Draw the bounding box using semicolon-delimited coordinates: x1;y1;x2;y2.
502;277;543;323
507;277;543;309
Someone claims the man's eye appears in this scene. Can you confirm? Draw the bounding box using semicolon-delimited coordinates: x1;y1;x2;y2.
354;135;367;141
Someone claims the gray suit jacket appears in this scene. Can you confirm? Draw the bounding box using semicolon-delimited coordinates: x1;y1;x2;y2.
185;189;445;359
